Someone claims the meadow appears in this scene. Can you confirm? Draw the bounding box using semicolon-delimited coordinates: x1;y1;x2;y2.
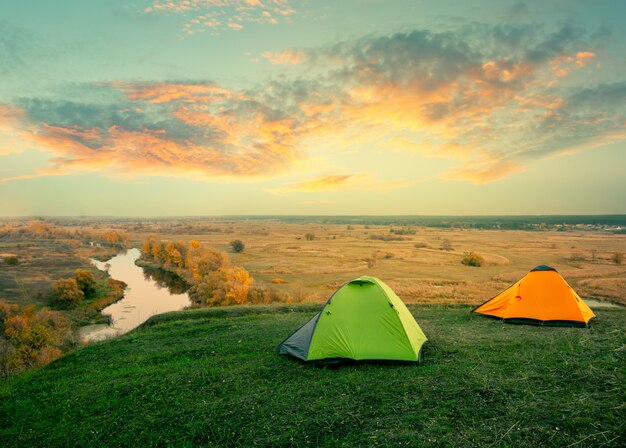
0;304;623;447
2;218;625;309
125;219;626;306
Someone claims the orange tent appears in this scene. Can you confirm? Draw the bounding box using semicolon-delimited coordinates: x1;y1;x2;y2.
473;265;595;327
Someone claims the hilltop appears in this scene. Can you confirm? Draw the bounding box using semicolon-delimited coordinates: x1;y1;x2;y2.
1;304;624;447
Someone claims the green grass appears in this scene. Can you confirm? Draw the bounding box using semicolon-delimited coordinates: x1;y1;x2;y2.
1;305;624;447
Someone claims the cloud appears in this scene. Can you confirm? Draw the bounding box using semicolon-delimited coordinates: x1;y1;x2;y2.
1;24;623;185
443;160;525;184
262;49;307;65
271;173;420;194
281;174;358;192
143;0;296;34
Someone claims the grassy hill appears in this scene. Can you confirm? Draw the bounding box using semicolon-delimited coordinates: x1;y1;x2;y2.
1;305;624;447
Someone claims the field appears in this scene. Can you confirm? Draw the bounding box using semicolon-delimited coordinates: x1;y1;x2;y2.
1;304;624;447
2;218;626;309
125;220;626;306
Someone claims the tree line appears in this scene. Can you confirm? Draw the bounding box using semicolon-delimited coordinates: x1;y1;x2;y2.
141;237;291;306
0;221;128;246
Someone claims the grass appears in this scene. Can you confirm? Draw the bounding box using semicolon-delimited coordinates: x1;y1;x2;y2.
1;304;624;447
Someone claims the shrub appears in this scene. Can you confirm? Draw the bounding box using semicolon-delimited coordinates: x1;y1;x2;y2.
369;234;405;241
462;251;485;267
569;253;586;262
52;278;84;308
4;256;19;266
441;239;453;251
271;278;288;284
612;252;623;264
304;233;315;241
414;242;428;248
230;240;245;253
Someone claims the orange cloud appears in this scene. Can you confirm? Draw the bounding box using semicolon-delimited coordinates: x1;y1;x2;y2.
286;174;357;191
114;82;242;104
262;49;306;65
550;51;596;77
0;104;32;156
145;0;296;34
443;160;525;184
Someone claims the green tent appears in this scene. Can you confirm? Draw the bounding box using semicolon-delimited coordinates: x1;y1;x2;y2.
278;276;427;362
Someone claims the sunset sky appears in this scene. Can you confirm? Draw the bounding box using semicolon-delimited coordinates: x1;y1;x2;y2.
1;0;625;216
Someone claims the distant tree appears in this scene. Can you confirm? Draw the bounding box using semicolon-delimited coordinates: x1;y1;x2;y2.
52;278;84;308
230;240;245;253
462;252;485;267
612;252;623;265
141;236;157;257
441;239;453;251
74;269;97;298
164;242;183;268
304;233;315;241
4;256;19;266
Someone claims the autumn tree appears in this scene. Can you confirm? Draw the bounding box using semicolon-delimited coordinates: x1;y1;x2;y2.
0;300;70;374
189;266;253;306
151;242;163;260
222;267;254;304
193;249;230;279
52;278;84;308
164;242;183;268
74;269;97;298
142;236;157;257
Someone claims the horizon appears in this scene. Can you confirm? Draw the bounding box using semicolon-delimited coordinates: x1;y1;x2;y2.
1;0;625;216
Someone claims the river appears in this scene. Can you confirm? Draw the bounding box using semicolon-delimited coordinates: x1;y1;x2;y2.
79;248;191;342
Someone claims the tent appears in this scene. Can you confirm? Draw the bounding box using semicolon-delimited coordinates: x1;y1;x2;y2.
472;265;595;327
278;276;427;362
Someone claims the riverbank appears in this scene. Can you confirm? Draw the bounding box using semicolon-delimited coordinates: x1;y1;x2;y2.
1;304;624;447
80;248;191;342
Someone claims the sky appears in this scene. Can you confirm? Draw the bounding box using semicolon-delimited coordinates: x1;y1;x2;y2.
0;0;625;216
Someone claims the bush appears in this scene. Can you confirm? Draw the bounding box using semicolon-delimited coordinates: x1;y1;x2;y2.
414;242;428;248
270;278;288;284
304;233;315;241
4;256;19;266
52;278;84;308
441;239;453;251
230;240;245;253
462;251;485;267
612;252;623;264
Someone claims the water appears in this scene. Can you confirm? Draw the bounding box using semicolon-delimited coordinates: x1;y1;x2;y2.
80;248;191;342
